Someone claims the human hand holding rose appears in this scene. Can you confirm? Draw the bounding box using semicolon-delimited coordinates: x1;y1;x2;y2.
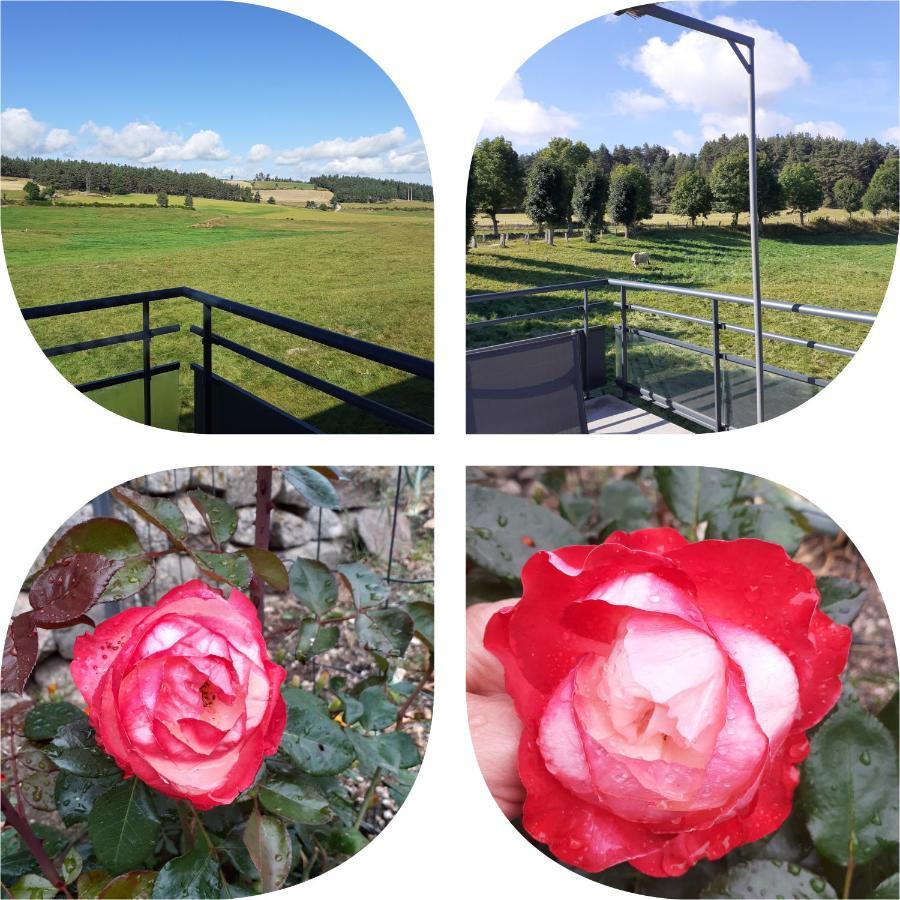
71;579;286;809
476;528;851;877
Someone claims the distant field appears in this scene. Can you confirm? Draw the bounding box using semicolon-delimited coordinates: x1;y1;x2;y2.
258;188;333;205
250;180;315;190
474;206;894;229
3;194;433;431
466;225;897;382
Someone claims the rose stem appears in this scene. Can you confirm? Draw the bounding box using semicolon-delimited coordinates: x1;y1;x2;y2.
353;766;382;832
251;466;274;626
0;792;73;898
300;846;320;881
842;849;855;900
393;662;433;730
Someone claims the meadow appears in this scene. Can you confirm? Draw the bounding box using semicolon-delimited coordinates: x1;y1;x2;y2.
2;191;433;431
466;222;898;383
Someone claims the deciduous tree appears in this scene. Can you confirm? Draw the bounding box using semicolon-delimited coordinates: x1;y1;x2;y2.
607;164;652;238
524;157;567;244
470;137;523;236
571;161;609;242
669;172;713;226
779;162;823;225
831;175;864;218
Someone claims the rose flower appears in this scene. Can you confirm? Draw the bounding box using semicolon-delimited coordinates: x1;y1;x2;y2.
484;528;851;877
71;580;286;809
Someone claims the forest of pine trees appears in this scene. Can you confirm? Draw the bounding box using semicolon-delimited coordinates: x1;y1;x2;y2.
0;155;255;202
309;174;433;203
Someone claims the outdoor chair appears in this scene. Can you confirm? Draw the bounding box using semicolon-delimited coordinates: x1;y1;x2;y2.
466;332;588;434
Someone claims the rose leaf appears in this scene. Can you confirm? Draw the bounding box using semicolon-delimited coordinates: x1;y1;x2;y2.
151;845;219;899
289;558;338;615
243;807;291;894
88;779;161;875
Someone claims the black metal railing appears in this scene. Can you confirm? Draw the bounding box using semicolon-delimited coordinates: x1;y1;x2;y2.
23;287;434;434
466;278;875;431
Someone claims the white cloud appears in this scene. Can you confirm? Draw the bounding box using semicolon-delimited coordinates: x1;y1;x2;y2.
672;128;698;151
699;108;795;141
631;17;810;115
276;126;407;165
43;127;76;152
1;108;76;155
482;73;578;146
247;143;272;161
80;120;228;163
882;125;900;144
141;129;229;163
793;120;847;139
613;89;667;116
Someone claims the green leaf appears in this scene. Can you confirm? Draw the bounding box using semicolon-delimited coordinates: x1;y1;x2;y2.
59;848;83;885
817;576;867;626
88;779;161;875
294;619;339;662
404;600;434;649
701;860;836;899
336;692;364;725
100;871;158;899
280;687;355;776
45;518;143;567
24;701;86;740
29;553;123;627
193;551;252;590
112;487;187;541
879;691;898;743
289;558;337;615
242;547;288;592
655;466;742;529
54;771;122;826
736;806;813;864
45;719;120;778
188;489;237;545
0;826;67;882
707;503;807;554
77;870;112;899
349;730;419;776
102;558;155;602
558;493;594;532
9;875;57;899
800;701;899;865
259;775;332;824
597;480;651;535
283;466;340;508
20;771;55;811
359;685;397;731
315;826;367;856
242;807;291;894
872;873;900;899
356;607;413;658
466;484;582;581
337;562;387;609
151;846;219;899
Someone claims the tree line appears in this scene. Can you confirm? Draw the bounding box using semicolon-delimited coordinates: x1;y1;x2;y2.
309;174;433;203
467;133;899;243
1;155;256;202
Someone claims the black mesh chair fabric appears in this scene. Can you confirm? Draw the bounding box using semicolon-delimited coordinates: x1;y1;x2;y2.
466;332;587;434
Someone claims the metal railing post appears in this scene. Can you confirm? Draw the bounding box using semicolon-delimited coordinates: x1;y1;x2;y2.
582;287;590;398
747;42;765;425
141;299;152;426
619;285;628;397
711;297;722;431
202;303;213;433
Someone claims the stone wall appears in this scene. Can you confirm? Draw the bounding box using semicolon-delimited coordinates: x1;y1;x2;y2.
16;466;419;705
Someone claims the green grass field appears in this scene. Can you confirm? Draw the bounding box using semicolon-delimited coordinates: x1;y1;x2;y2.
466;224;897;383
2;195;433;431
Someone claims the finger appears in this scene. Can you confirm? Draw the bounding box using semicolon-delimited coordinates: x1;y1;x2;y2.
466;598;518;694
467;691;525;819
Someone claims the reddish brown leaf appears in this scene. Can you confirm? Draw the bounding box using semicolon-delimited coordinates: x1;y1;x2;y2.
29;553;123;628
2;612;39;692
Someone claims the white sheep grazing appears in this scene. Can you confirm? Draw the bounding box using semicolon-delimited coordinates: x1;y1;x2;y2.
631;251;650;267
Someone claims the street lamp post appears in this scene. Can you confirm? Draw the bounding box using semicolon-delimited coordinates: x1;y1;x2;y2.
617;3;765;424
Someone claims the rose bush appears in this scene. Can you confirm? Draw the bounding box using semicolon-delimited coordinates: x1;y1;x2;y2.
484;527;852;878
71;579;286;809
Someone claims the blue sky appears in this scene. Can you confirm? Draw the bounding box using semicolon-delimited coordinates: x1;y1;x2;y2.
1;1;429;181
483;1;899;153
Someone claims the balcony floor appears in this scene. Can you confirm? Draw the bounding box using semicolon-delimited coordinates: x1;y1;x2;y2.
585;395;690;435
